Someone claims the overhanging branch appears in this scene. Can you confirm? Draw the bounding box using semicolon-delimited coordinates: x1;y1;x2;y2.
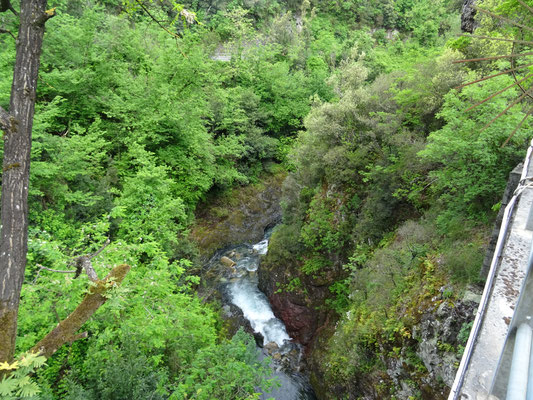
0;0;18;16
31;264;130;359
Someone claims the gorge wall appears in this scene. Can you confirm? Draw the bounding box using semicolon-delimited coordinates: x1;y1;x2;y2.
192;171;484;399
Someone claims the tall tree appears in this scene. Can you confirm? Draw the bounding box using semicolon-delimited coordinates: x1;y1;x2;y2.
0;0;54;363
0;2;132;366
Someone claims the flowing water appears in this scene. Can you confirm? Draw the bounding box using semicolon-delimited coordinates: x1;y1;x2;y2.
207;228;317;400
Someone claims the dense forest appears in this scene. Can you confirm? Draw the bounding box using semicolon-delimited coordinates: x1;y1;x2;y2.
0;0;532;398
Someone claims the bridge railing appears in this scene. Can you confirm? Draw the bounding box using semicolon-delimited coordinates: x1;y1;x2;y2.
489;241;533;399
449;138;533;400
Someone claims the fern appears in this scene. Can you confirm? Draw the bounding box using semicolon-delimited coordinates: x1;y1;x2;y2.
0;352;46;399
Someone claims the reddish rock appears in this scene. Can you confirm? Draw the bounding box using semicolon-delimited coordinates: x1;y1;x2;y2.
269;292;316;346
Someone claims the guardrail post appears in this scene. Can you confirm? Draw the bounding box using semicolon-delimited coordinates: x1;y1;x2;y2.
507;322;532;400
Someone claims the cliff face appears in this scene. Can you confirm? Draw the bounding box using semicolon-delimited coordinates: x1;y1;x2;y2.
302;286;479;400
258;247;339;347
191;170;285;263
258;209;483;399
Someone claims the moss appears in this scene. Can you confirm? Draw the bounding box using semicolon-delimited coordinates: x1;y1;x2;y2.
32;264;130;359
0;302;17;364
191;169;286;261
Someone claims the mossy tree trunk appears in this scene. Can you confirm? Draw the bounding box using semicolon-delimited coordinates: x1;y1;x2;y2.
0;0;54;363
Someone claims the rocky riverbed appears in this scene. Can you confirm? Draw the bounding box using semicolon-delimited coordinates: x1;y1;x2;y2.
203;229;317;399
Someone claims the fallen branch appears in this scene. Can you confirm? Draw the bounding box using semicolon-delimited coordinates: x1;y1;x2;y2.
31;264;130;359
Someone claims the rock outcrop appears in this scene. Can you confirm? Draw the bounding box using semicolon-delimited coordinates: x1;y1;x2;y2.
414;295;479;389
461;0;477;33
306;286;480;400
258;240;341;349
268;292;317;345
192;170;285;263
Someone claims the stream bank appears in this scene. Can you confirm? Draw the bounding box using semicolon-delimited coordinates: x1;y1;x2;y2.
204;230;317;399
191;169;285;263
191;170;317;398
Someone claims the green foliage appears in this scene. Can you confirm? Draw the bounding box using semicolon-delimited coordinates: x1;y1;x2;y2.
442;241;484;284
308;0;460;38
419;74;530;219
111;157;187;255
3;0;512;397
300;197;343;254
275;277;304;293
326;279;351;313
0;353;47;399
63;341;169;400
173;330;275;399
458;321;473;345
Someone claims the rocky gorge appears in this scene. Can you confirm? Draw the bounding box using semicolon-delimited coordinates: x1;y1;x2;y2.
191;171;482;399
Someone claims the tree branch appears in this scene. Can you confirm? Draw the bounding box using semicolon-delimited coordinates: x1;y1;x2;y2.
0;28;16;40
72;238;111;281
34;239;112;283
0;0;18;16
36;264;76;274
90;238;111;259
32;264;75;283
31;264;130;359
73;256;97;281
134;0;182;40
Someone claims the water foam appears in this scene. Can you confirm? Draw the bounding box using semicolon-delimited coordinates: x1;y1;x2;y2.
253;239;269;255
229;279;290;346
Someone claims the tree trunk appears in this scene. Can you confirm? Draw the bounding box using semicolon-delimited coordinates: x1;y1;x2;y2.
0;0;53;363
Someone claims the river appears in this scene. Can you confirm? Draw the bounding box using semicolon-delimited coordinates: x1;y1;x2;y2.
207;228;317;400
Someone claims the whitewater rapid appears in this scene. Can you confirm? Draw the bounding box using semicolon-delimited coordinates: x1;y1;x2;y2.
227;254;290;346
212;228;317;400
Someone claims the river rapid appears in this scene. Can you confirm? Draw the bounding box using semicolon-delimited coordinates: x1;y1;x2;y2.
206;228;317;400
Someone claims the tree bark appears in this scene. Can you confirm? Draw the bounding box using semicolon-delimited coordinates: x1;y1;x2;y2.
0;0;54;363
31;264;131;359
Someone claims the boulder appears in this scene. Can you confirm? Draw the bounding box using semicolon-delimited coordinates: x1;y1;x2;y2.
264;341;279;354
222;304;264;347
220;256;236;268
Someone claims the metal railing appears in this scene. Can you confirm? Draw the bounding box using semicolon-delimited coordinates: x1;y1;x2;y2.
506;322;532;399
449;138;533;400
490;240;533;399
